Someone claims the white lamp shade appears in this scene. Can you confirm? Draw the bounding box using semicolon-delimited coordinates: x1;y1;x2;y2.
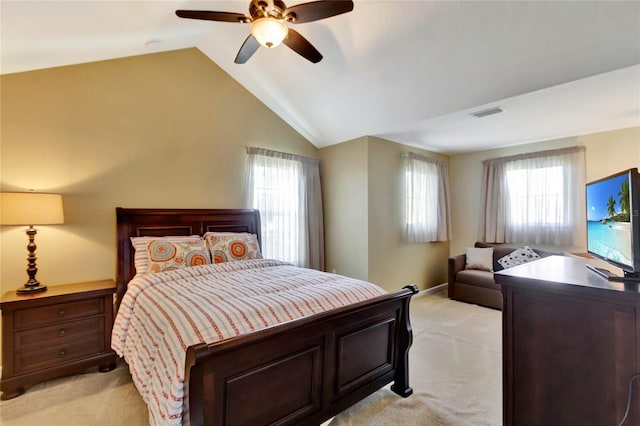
251;18;288;48
0;192;65;225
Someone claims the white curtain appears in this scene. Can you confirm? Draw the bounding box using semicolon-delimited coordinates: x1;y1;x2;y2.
245;147;324;270
479;146;586;246
404;153;452;243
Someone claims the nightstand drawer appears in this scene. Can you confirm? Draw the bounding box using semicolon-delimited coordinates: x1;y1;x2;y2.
14;299;104;329
15;337;104;373
15;317;104;352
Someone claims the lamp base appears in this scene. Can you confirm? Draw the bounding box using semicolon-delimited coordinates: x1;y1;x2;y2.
16;284;47;295
16;227;48;295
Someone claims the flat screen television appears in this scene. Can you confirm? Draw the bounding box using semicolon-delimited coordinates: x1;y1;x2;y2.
586;167;640;282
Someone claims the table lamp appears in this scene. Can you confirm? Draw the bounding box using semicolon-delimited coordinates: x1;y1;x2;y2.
0;192;65;294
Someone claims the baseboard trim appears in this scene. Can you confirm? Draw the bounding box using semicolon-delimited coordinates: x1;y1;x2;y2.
412;282;447;297
424;282;447;293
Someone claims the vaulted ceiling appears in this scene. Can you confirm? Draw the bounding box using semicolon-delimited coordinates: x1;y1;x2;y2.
2;1;639;154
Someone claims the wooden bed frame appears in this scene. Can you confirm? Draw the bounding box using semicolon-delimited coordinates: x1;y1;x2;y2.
116;208;418;425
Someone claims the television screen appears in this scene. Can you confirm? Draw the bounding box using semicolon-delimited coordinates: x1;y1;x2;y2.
586;168;639;273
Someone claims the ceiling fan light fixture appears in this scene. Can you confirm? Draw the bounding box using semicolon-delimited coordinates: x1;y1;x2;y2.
251;17;288;48
176;0;354;63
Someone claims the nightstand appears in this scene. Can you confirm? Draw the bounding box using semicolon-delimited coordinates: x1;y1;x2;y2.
0;279;117;400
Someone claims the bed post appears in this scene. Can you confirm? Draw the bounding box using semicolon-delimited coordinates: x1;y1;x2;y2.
391;284;419;397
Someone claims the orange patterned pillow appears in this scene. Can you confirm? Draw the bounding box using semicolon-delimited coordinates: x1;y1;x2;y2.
146;239;211;273
131;235;203;275
204;232;262;263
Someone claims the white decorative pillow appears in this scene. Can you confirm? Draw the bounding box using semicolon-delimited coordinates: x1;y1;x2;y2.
147;239;211;273
204;232;262;263
131;235;202;275
465;247;494;272
497;246;541;269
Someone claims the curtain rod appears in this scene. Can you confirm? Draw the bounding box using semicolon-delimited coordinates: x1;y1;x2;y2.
246;146;319;164
401;151;447;166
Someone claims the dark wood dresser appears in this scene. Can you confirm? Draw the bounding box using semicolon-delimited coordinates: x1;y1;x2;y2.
495;255;640;426
0;279;117;400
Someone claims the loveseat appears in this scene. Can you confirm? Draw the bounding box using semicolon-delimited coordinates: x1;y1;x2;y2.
448;242;557;310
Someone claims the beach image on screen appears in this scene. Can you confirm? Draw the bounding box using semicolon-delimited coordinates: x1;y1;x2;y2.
587;173;632;267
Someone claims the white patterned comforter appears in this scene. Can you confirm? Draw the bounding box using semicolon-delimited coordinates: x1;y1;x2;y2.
112;259;386;425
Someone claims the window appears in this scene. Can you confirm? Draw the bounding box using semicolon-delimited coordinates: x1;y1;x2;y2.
506;165;564;225
250;156;301;264
245;147;324;270
404;153;451;243
480;146;586;245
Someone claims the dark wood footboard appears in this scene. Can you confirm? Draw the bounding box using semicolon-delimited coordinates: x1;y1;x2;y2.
185;284;418;426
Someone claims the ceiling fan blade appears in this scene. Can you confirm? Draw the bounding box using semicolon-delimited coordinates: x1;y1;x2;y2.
175;10;250;23
235;35;261;64
284;0;353;24
283;29;322;63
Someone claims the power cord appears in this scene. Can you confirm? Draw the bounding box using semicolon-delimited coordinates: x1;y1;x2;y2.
618;373;640;426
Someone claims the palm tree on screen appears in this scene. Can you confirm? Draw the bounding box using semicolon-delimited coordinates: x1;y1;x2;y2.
618;178;630;214
607;195;616;218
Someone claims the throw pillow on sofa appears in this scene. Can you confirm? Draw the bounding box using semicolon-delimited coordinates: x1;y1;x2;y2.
497;246;540;269
465;247;494;272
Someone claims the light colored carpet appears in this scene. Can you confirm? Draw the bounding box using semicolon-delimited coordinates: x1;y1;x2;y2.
0;359;148;426
330;289;502;425
0;288;501;426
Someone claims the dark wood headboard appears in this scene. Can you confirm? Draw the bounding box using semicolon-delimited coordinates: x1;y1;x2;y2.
115;208;261;310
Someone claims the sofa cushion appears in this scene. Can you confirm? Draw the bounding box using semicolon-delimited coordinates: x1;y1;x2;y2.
497;246;541;269
465;247;494;271
474;241;559;271
456;269;500;290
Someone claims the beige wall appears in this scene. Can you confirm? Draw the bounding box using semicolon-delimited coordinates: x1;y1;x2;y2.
0;48;318;293
320;136;450;292
319;137;369;281
449;126;640;256
367;137;450;290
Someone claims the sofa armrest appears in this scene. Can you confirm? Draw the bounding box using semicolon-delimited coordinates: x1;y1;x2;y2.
448;254;466;287
448;254;466;298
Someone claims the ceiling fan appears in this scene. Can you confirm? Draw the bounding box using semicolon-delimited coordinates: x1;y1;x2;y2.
176;0;354;64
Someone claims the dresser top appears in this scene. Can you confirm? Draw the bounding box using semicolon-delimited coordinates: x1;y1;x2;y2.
1;279;115;305
495;255;640;298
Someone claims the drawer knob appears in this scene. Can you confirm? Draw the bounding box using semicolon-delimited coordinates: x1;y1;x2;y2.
59;309;65;316
59;349;66;357
59;329;66;337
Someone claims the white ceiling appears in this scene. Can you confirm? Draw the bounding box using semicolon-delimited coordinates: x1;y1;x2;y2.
2;0;639;154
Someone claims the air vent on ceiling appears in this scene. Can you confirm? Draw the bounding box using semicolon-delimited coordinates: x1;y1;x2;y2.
470;106;504;118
